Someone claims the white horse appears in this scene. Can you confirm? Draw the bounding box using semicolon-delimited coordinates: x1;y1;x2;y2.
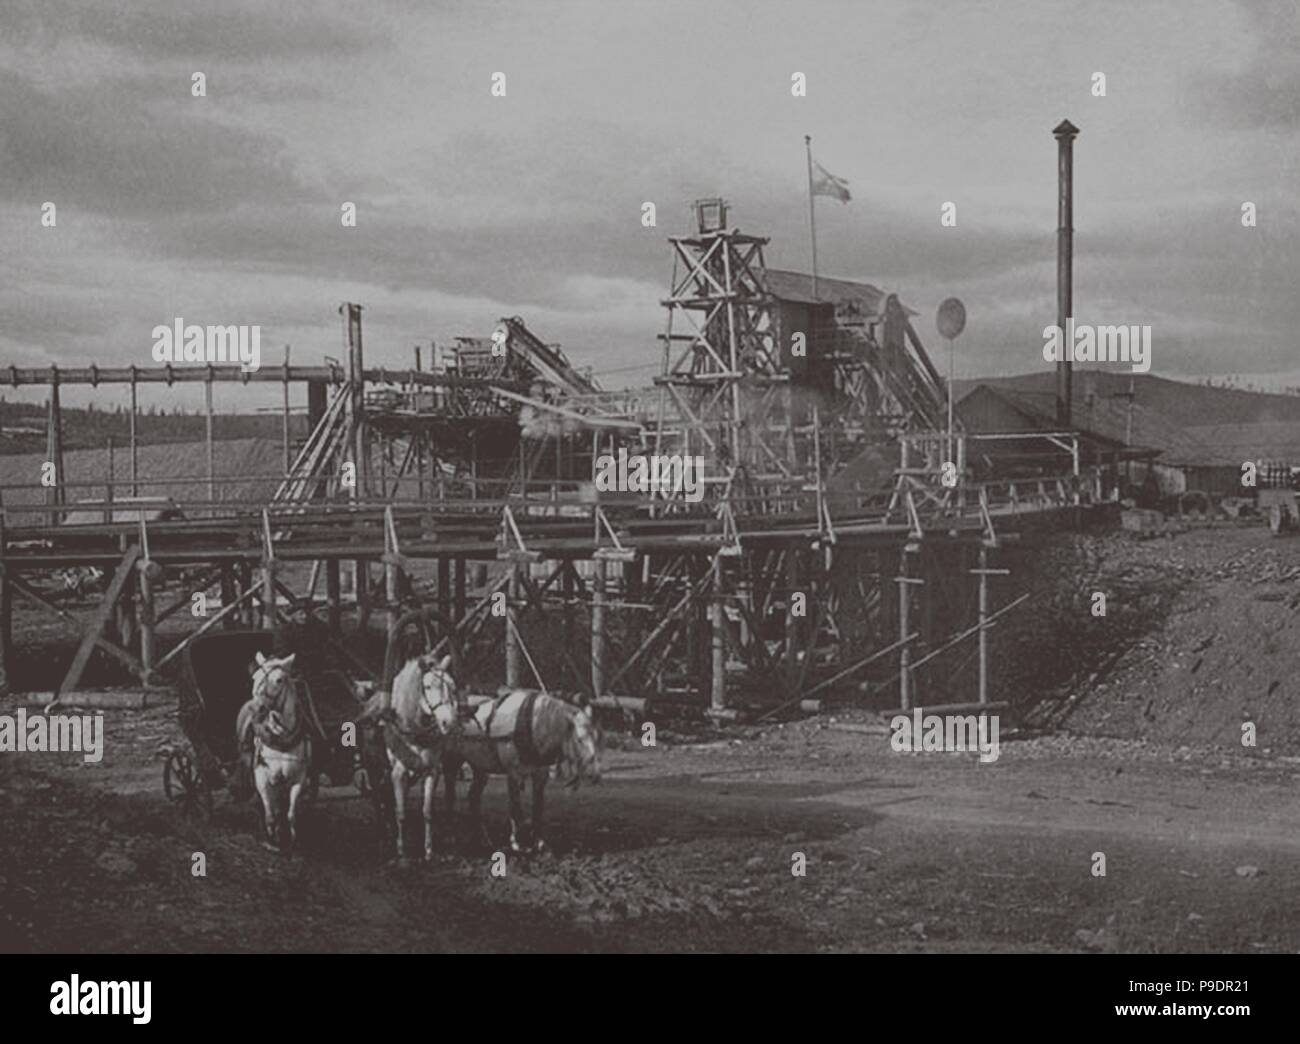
359;654;458;863
425;665;601;854
235;652;313;851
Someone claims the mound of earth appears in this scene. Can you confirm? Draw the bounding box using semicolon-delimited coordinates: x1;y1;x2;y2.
1029;526;1300;754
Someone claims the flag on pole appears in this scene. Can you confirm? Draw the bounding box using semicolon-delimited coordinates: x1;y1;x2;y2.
810;160;851;203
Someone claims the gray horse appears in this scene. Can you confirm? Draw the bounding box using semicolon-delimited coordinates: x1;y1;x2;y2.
361;654;601;857
422;659;601;854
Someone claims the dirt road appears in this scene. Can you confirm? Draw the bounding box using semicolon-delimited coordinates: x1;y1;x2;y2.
4;701;1298;953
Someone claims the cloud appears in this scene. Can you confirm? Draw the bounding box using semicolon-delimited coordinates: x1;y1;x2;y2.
1192;0;1300;128
4;0;387;62
0;69;315;218
1;0;1296;394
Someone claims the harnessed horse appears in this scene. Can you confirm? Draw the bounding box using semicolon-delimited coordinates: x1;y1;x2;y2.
361;654;459;862
423;661;602;854
236;652;314;851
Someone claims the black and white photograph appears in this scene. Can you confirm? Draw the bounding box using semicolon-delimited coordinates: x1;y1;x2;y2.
0;0;1296;1009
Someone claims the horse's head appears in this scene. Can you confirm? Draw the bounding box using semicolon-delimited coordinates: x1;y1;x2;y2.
561;703;601;786
252;651;296;705
419;653;458;732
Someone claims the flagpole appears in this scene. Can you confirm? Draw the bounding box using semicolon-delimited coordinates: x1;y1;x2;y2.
805;134;819;301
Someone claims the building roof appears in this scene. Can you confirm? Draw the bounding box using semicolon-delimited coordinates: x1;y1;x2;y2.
957;383;1159;458
953;371;1300;468
762;269;915;319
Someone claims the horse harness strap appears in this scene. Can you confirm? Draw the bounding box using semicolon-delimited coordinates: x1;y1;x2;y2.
480;690;541;770
387;699;447;773
253;676;312;753
515;690;541;766
384;721;433;775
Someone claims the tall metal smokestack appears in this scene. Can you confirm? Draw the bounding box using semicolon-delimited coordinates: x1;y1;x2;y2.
1053;119;1079;428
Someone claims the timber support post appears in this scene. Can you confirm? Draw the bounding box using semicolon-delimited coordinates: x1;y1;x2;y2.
505;560;522;689
0;516;10;696
591;557;607;698
897;544;924;711
138;559;156;686
261;510;277;631
45;368;65;525
710;553;727;714
971;545;1011;706
384;506;403;638
326;559;341;635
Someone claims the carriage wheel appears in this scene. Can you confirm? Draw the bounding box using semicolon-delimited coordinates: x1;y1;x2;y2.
163;745;214;818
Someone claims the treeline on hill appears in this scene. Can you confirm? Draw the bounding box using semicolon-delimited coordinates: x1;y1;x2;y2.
0;400;303;455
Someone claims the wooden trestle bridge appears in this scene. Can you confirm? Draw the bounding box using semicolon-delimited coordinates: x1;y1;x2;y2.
0;439;1100;718
0;197;1108;719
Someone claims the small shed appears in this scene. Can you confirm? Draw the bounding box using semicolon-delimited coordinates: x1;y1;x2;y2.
956;383;1156;478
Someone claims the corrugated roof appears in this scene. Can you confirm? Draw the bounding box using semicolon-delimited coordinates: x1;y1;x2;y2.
959;383;1215;462
952;372;1300;468
957;383;1158;456
762;268;908;318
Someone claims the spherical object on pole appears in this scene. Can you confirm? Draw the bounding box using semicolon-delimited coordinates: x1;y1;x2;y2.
936;297;966;471
937;297;966;341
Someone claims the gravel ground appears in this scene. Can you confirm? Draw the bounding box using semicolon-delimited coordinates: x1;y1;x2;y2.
4;522;1300;953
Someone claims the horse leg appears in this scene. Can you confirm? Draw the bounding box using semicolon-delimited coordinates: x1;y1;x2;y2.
256;763;279;851
507;774;526;854
442;754;458;815
468;768;491;850
530;770;547;854
275;777;290;851
422;770;438;862
287;771;305;850
441;753;460;847
390;760;409;862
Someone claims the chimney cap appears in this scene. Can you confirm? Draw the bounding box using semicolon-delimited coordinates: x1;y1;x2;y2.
1053;119;1080;138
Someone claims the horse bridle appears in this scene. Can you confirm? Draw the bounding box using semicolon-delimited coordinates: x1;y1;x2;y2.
253;662;289;703
419;664;456;720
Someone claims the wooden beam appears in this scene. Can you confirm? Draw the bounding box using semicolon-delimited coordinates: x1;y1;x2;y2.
56;545;142;699
0;518;11;695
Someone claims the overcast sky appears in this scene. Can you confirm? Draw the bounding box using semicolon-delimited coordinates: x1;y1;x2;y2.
2;0;1297;412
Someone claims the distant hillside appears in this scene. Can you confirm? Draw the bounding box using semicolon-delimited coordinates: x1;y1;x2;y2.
0;438;287;524
0;401;305;455
953;371;1300;427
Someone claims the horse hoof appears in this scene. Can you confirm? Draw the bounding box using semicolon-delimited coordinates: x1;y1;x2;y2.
261;840;280;854
532;840;547;856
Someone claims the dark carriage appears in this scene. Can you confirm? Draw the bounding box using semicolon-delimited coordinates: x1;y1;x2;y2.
161;630;379;816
